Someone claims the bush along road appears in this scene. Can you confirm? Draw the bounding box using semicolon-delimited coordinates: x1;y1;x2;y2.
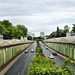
28;41;74;75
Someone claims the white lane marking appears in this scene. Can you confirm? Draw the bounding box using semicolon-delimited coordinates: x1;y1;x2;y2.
18;72;20;75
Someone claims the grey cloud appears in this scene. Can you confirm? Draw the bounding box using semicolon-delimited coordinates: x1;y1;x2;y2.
0;0;75;16
43;17;75;26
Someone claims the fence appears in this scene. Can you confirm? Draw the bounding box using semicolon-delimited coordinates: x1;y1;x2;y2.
43;36;75;60
44;42;75;60
0;43;32;67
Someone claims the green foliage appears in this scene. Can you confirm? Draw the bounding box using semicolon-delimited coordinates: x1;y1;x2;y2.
2;20;12;28
38;36;42;39
61;58;74;75
61;58;71;68
33;36;42;40
17;25;28;38
63;25;69;36
37;41;41;47
56;26;60;37
36;41;42;53
55;25;70;38
0;23;8;35
28;53;57;75
27;36;32;40
36;47;43;53
72;24;75;32
28;54;74;75
0;20;28;39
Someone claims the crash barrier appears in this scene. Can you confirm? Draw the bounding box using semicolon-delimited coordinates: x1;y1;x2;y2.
0;43;32;67
44;42;75;60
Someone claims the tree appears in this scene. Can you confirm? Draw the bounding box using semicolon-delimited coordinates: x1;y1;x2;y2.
2;20;12;28
27;36;32;40
11;26;17;39
72;24;75;32
64;25;69;32
0;20;13;39
56;26;60;37
17;25;28;39
55;25;70;37
0;23;8;35
63;25;70;36
38;36;42;39
33;37;42;40
0;20;28;39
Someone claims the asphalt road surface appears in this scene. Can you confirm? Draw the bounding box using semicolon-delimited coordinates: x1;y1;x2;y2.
5;42;36;75
40;42;75;70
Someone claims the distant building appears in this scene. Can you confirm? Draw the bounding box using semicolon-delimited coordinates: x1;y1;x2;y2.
0;35;3;40
40;32;45;37
66;32;75;37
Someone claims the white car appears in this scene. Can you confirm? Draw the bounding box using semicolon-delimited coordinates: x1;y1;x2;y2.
31;49;34;52
25;50;28;53
48;54;54;59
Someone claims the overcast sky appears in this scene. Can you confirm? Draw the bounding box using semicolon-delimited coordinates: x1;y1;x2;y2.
0;0;75;36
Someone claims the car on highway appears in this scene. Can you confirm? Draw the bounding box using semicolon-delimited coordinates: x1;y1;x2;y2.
48;54;54;59
52;52;57;56
25;50;28;53
46;47;48;49
31;49;34;52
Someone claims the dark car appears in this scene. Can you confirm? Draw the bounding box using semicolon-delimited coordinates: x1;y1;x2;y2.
46;47;48;49
25;50;28;53
52;52;57;56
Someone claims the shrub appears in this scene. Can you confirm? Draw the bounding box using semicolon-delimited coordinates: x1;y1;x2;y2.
61;58;74;75
36;47;43;53
28;54;74;75
37;41;41;47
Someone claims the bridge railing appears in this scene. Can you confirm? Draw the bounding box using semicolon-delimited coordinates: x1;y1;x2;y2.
43;36;75;60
